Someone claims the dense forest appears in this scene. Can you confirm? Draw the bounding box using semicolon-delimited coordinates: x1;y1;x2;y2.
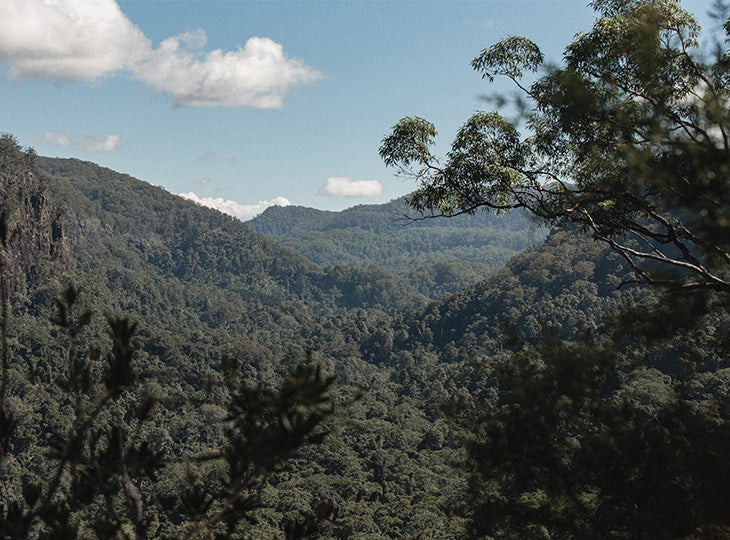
0;134;646;539
248;199;545;298
2;0;730;538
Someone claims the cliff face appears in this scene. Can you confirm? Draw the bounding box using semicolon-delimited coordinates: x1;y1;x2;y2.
0;136;68;298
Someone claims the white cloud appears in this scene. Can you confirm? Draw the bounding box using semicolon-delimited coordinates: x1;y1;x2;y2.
0;0;148;81
39;131;122;153
39;132;72;147
178;192;290;221
134;33;322;108
0;0;322;108
322;177;383;197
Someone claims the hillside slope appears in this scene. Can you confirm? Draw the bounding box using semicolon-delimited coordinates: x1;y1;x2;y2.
37;157;426;315
249;198;546;295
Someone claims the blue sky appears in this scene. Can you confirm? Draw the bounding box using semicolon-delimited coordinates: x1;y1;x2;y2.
0;0;715;219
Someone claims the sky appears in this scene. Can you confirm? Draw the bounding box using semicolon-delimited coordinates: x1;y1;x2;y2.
0;0;716;220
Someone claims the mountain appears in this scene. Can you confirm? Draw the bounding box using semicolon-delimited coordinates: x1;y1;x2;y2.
402;228;640;355
37;156;428;313
249;198;546;298
4;143;481;537
6;137;712;539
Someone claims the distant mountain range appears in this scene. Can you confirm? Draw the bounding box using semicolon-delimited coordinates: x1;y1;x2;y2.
249;197;545;271
249;197;546;298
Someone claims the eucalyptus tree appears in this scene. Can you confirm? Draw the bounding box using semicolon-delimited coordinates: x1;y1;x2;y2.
381;0;730;292
381;1;730;537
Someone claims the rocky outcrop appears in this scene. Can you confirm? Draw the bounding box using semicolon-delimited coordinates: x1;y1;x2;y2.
0;136;68;298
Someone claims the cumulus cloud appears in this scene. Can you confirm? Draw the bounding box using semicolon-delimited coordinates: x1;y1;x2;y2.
322;177;383;197
0;0;322;108
178;192;290;221
0;0;148;81
134;32;322;108
38;131;122;153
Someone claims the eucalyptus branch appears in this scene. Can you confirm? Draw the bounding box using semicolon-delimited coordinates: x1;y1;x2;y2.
582;211;730;291
677;41;729;150
507;75;537;100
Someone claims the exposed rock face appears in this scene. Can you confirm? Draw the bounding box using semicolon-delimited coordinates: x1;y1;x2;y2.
0;136;68;298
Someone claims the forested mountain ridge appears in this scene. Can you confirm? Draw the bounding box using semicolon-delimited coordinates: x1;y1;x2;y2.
36;156;427;314
37;155;547;306
404;229;640;353
250;197;539;236
5;138;449;538
248;197;546;292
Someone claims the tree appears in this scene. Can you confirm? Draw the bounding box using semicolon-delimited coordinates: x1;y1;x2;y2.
382;1;730;537
380;0;730;292
461;321;730;539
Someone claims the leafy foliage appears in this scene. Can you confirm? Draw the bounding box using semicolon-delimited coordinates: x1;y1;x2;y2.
380;0;730;292
0;282;338;539
465;318;730;539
